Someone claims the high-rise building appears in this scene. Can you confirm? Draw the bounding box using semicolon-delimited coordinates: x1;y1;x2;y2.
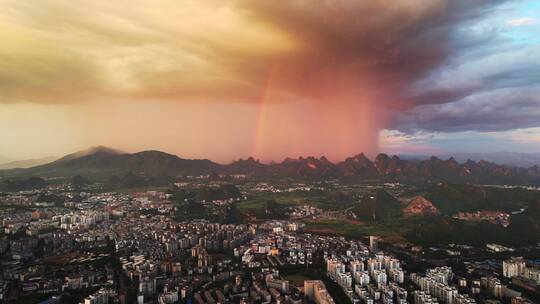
503;257;526;278
369;236;378;252
304;280;336;304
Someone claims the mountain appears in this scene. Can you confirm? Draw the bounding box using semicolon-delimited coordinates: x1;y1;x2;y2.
371;154;540;184
222;157;268;175
55;146;124;162
0;156;58;170
270;156;339;178
400;152;540;168
403;196;439;216
353;189;403;221
0;147;220;178
0;177;47;192
424;182;536;214
2;147;540;185
450;152;540;167
338;153;379;178
509;201;540;244
411;197;540;246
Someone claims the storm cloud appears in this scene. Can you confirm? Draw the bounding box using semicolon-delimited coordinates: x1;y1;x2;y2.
0;1;519;106
0;0;539;160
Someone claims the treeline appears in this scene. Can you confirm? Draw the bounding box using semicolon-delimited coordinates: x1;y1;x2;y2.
410;202;540;246
0;177;47;192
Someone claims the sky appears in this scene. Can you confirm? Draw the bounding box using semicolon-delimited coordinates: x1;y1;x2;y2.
0;0;539;163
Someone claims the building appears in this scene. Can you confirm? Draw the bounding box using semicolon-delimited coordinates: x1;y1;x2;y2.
369;236;378;252
304;280;336;304
503;257;526;278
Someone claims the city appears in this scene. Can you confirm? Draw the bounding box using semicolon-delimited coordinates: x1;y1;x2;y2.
0;170;539;304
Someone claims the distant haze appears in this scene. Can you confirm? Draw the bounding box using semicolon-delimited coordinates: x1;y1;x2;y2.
0;156;58;170
400;152;540;167
0;155;11;164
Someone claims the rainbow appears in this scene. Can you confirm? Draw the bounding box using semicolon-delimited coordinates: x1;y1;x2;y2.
252;67;275;158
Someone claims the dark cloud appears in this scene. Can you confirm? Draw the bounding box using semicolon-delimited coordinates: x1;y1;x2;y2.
235;0;512;107
2;0;538;137
396;86;540;132
235;0;540;137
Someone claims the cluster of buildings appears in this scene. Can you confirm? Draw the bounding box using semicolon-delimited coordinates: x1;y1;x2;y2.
502;257;540;295
81;288;118;304
411;267;475;304
454;211;511;227
251;182;324;193
326;250;407;303
1;181;539;304
287;205;323;219
502;257;540;284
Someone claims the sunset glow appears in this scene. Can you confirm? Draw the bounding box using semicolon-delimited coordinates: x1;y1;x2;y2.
0;0;539;162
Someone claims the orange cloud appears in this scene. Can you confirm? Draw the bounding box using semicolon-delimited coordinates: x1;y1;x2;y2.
0;0;514;161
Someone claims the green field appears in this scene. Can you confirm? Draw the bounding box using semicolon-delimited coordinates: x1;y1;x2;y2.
281;268;322;286
117;186;169;194
283;274;315;285
304;218;413;239
235;189;413;240
236;194;298;212
236;190;358;215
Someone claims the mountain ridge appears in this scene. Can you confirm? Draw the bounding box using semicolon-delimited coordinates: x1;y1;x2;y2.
1;147;540;184
400;152;540;167
0;156;58;170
